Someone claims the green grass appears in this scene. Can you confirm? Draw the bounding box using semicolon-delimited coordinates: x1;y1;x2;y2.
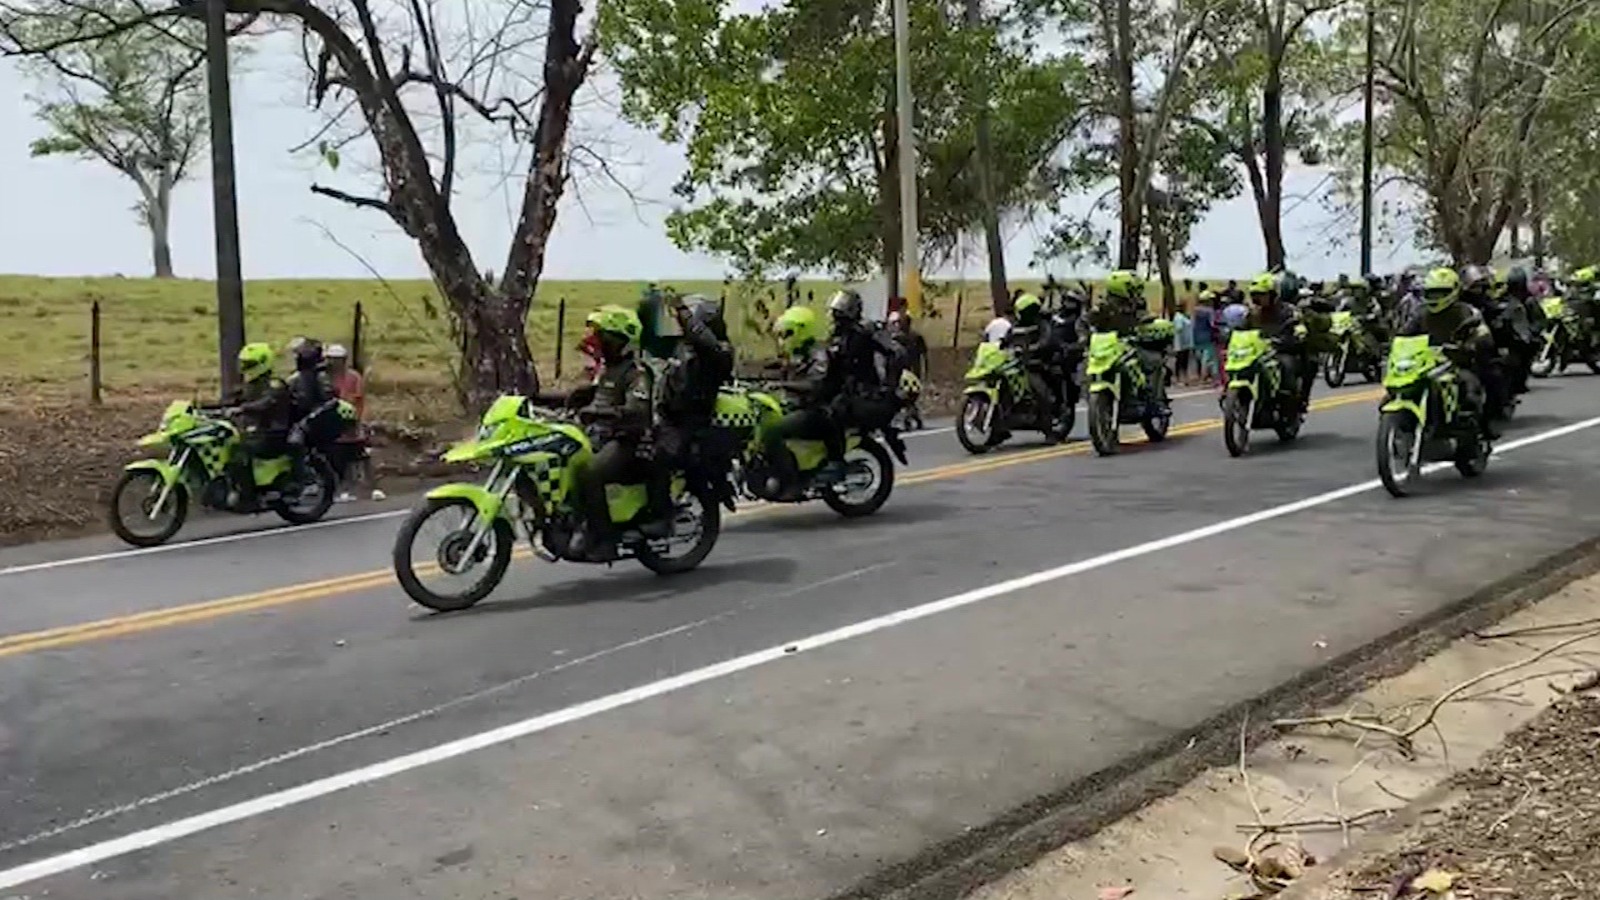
0;274;1195;403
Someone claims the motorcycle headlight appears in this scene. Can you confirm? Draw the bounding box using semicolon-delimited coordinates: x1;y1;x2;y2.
476;423;497;440
1392;358;1417;373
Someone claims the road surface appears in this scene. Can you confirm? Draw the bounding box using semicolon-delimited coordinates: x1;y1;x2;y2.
3;378;1599;900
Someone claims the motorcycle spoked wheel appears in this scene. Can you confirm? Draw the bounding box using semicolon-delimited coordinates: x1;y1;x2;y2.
1222;389;1251;457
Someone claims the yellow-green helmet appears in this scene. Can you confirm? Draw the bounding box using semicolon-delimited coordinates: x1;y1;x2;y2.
1422;267;1461;312
1014;292;1042;325
1572;266;1598;286
586;304;642;345
1246;272;1277;297
1104;270;1144;301
773;305;822;356
238;342;275;382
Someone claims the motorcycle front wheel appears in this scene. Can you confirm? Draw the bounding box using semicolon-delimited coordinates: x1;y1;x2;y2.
1323;346;1348;388
956;394;997;455
1376;411;1423;498
393;498;514;612
1529;334;1558;378
108;469;188;547
1088;390;1120;456
1222;389;1251;458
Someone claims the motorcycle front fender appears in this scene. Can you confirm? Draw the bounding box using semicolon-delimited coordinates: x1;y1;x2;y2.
426;483;507;522
124;457;183;488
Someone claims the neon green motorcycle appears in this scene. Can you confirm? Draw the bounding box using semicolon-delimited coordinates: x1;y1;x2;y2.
1085;320;1174;456
1322;310;1383;387
1221;328;1305;457
392;395;721;611
956;341;1068;453
109;399;340;547
1375;335;1492;497
1529;294;1600;378
715;380;904;517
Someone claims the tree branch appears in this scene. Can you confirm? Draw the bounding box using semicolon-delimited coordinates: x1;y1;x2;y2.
310;183;396;215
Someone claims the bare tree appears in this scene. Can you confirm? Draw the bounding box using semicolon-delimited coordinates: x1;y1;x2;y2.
2;0;599;407
1090;0;1212;269
1371;0;1595;264
10;1;236;277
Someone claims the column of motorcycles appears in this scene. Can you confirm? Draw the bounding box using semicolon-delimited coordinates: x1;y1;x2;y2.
103;268;1600;611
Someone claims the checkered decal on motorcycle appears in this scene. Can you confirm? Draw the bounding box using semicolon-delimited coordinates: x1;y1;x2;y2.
181;434;232;478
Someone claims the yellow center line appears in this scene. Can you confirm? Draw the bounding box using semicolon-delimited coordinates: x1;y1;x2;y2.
0;387;1383;659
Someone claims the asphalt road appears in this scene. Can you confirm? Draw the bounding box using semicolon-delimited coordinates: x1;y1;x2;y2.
3;377;1599;900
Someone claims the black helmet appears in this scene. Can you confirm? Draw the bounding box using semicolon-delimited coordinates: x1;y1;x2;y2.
1506;266;1530;294
828;289;864;324
294;339;324;372
1461;265;1492;293
679;293;728;341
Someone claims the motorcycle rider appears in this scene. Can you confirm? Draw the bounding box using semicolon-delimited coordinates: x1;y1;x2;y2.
1244;271;1313;412
1003;292;1071;436
1086;269;1166;391
1459;264;1517;417
764;291;905;491
1397;267;1499;440
549;305;656;562
649;293;736;525
1566;266;1598;350
226;342;295;509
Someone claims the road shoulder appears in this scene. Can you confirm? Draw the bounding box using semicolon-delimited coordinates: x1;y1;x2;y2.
965;546;1600;900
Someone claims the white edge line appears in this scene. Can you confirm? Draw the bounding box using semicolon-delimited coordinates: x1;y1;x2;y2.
3;412;1596;891
0;510;409;577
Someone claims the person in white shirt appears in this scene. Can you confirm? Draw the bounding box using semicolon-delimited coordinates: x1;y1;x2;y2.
983;312;1013;344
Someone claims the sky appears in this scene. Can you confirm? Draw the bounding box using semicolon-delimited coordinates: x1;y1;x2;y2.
0;36;1425;284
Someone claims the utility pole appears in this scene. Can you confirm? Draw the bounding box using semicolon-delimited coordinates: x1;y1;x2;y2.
201;0;247;396
1359;0;1375;275
892;0;924;317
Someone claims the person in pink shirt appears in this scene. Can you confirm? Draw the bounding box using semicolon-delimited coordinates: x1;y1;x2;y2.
325;344;385;503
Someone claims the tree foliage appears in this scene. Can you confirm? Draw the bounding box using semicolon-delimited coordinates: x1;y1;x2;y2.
601;0;1085;282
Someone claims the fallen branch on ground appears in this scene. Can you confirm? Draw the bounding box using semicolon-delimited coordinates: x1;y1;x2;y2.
1272;627;1600;757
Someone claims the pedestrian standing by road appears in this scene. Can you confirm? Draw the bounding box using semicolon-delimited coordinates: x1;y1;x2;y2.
983;306;1014;344
325;344;385;503
1172;304;1192;385
1192;291;1217;384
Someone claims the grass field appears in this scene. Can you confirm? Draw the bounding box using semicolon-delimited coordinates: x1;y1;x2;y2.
0;274;1195;404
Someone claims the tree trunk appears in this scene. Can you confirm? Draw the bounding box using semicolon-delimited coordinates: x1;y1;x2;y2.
494;0;595;406
150;217;175;278
1531;176;1546;267
1259;41;1287;270
878;105;902;306
151;169;175;278
964;0;1008;311
1147;189;1176;317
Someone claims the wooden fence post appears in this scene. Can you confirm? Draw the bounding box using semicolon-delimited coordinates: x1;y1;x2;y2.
350;300;365;373
89;299;103;405
951;290;963;350
554;296;567;379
